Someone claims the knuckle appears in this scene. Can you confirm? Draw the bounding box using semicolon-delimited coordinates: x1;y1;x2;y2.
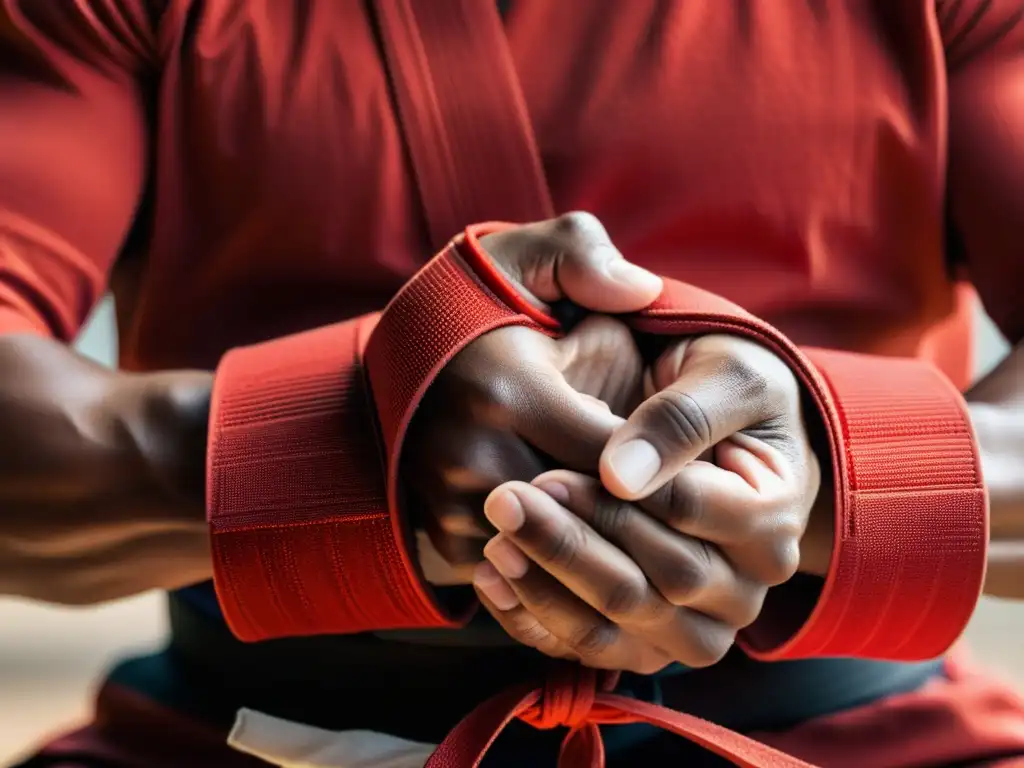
591;496;636;541
552;210;606;242
653;472;703;531
538;520;588;570
659;549;710;605
597;575;651;620
568;621;621;659
742;529;801;585
504;610;552;646
764;536;802;585
648;391;714;451
732;588;768;629
683;623;735;668
716;351;774;407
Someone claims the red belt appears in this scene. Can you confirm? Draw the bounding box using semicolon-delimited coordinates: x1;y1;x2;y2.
206;223;987;767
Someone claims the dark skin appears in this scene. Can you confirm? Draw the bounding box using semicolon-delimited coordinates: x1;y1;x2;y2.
470;333;1024;670
406;314;645;584
462;333;822;671
4;211;1023;674
0;212;663;602
0;339;212;604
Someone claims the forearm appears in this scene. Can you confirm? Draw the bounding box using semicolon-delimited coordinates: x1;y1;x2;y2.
0;334;213;603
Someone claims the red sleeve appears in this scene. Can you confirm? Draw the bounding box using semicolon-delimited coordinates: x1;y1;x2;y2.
941;0;1024;343
0;1;154;339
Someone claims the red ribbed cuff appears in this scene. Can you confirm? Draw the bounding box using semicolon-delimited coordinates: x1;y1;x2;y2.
206;314;413;641
739;349;988;661
455;227;988;661
206;225;988;659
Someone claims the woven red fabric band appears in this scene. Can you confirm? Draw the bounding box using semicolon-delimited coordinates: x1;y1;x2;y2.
741;347;987;660
205;315;457;640
207;222;987;654
629;299;987;662
206;222;987;766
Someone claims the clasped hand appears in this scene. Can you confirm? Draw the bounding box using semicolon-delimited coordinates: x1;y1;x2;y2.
406;213;823;672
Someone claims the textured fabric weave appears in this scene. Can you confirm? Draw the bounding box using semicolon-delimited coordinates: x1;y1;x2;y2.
206;223;987;767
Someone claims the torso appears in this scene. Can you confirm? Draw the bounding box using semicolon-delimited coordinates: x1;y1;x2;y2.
123;0;964;715
119;0;973;380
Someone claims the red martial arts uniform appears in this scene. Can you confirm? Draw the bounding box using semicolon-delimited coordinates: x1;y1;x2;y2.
4;1;1024;766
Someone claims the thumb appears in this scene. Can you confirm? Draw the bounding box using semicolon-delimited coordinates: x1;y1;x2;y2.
599;341;776;499
479;212;662;314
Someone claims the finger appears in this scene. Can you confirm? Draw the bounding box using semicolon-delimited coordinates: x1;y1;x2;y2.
481;535;670;672
426;323;627;474
407;420;546;540
407;419;544;497
531;471;767;628
419;511;484;565
415;492;489;575
508;317;638;468
506;354;625;471
416;530;480;585
636;437;807;584
554;314;645;417
480;212;663;314
634;446;789;544
474;565;579;660
484;483;736;666
599;336;788;499
484;482;667;625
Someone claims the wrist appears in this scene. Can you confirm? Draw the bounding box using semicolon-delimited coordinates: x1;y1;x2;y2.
107;370;213;525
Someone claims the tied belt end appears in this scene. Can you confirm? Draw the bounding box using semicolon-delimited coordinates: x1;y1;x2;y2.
425;662;816;768
524;666;620;768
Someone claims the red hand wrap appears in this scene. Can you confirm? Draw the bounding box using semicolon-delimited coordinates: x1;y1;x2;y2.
206;222;987;767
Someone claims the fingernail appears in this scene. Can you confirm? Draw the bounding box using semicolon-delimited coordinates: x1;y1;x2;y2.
607;260;663;294
485;490;525;532
473;562;520;610
535;480;570;505
606;439;661;494
484;537;529;579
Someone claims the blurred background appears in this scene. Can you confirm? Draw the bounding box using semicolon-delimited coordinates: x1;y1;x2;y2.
1;298;1022;765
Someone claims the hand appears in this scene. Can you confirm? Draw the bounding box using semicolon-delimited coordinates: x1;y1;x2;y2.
472;335;823;671
600;334;823;611
0;336;213;604
404;213;662;584
475;471;733;673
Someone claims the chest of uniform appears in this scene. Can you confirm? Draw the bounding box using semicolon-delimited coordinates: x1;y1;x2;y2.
174;0;941;270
